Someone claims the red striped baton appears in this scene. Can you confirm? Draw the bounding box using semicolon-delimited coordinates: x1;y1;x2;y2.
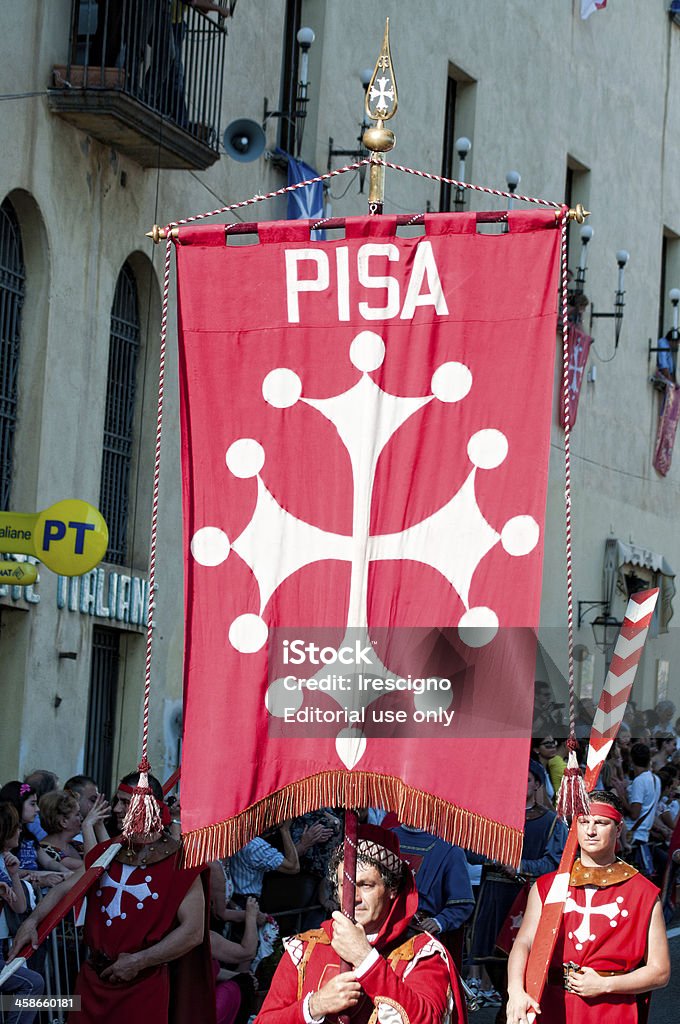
523;587;659;1018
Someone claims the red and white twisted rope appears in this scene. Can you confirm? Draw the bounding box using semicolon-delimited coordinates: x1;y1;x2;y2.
157;158;562;240
382;160;562;210
164;158;370;232
560;208;576;743
139;234;173;769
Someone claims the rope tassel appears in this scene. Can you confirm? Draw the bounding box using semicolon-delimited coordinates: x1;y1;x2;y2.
553;204;587;825
556;744;590;821
122;759;162;840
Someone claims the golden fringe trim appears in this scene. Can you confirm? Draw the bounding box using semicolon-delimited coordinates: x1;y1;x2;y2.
180;771;522;869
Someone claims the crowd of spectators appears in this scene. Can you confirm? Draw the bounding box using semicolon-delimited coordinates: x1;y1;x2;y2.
1;692;679;1022
0;771;111;1021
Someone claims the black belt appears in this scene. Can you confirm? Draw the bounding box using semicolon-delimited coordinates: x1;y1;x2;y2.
86;950;115;978
86;950;159;983
548;963;627;988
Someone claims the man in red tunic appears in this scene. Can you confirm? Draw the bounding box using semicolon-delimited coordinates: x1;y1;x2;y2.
10;772;213;1024
507;791;670;1024
255;824;467;1023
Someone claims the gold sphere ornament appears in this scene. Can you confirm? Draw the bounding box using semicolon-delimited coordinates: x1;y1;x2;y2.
362;126;396;155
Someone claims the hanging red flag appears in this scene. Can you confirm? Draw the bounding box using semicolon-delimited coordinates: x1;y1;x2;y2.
560;323;591;429
653;382;680;476
174;211;562;867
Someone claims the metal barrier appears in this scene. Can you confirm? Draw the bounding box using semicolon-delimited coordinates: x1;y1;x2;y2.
0;901;82;1024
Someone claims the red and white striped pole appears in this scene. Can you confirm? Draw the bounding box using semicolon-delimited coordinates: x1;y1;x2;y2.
523;588;658;1017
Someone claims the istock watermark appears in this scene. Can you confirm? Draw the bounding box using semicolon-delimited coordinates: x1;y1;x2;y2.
266;626;537;740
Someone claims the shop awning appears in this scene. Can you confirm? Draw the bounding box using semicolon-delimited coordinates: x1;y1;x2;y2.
603;538;675;633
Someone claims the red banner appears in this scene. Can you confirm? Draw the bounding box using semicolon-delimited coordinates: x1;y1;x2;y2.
174;212;561;867
560;323;591;428
653;382;680;476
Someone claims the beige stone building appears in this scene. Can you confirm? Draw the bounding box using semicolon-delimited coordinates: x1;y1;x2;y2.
1;0;680;789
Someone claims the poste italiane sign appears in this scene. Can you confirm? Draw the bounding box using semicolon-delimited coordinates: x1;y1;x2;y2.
0;500;108;578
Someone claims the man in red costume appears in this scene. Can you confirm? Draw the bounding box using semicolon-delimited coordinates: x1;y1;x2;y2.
507;791;670;1024
10;772;214;1024
256;824;467;1023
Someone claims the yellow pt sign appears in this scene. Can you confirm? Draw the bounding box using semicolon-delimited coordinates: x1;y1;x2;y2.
0;500;108;576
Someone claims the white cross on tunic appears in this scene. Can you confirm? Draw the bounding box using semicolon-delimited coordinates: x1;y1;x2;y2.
564;886;627;950
97;864;158;925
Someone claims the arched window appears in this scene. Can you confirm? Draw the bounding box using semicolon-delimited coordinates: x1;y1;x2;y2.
99;262;140;565
0;199;25;511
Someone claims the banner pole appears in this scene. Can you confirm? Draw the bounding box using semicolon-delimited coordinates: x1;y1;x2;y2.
338;23;396;1008
338;22;397;1010
337;808;358;1023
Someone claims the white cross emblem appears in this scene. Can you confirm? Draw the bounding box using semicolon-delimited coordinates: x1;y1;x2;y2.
568;337;586;393
369;75;395;115
97;864;158;926
564;887;627;950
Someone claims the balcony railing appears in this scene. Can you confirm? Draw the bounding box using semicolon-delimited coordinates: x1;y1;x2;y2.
48;0;229;169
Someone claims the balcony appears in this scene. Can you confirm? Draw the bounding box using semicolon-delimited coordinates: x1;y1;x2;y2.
48;0;229;169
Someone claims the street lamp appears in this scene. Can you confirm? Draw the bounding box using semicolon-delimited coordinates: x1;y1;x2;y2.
454;136;471;212
578;600;622;679
263;26;316;158
296;26;315;103
670;287;680;342
506;170;521;210
574;224;593;295
589;248;630;350
591;612;622;678
327;67;374;191
648;286;680;381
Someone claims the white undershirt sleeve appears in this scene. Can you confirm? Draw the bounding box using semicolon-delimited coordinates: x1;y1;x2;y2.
303;991;325;1023
354;947;381;978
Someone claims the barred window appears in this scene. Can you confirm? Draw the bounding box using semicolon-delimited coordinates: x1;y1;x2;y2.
279;0;302;155
84;625;120;793
99;262;140;565
439;75;458;212
0;199;25;511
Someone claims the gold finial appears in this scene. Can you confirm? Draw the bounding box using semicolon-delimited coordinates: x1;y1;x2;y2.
362;19;398;215
555;205;592;225
365;19;398;124
146;225;179;243
568;204;591;223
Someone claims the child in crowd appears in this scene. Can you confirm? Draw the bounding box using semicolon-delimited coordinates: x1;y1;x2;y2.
0;782;69;887
0;801;46;1023
0;803;27;914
